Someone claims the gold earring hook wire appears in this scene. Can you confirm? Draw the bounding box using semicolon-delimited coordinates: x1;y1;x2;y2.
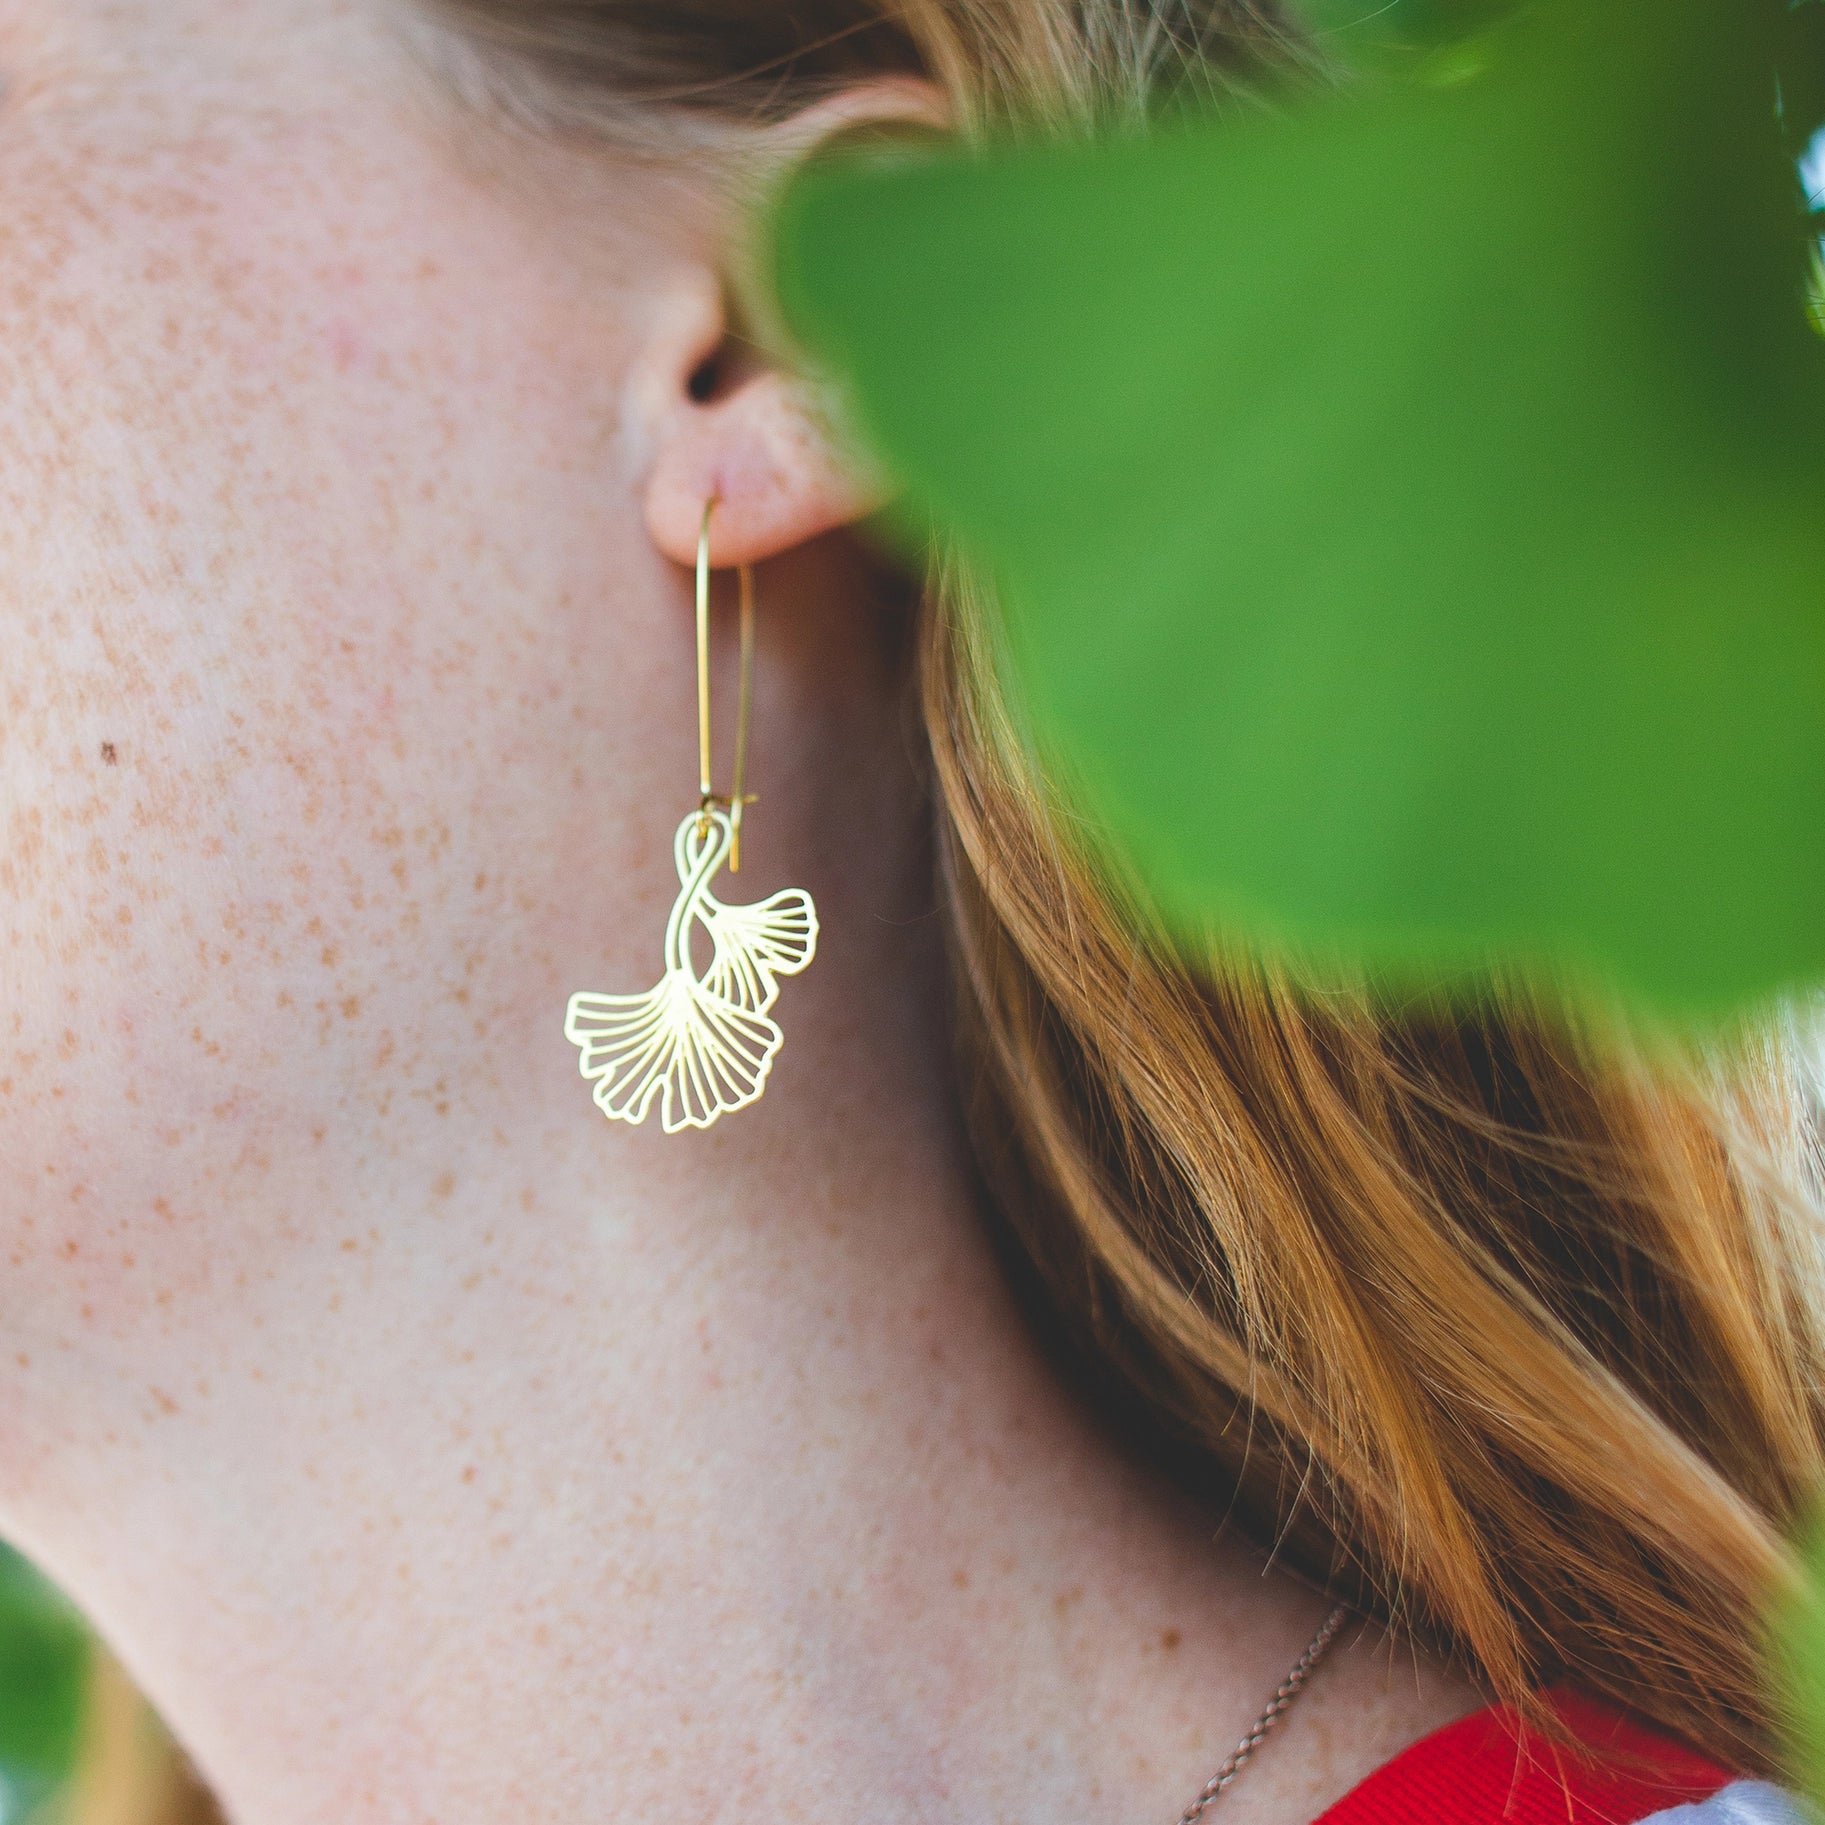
695;498;756;872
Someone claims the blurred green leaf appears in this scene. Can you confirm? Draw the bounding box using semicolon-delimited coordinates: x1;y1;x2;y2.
1774;1503;1825;1813
0;1544;90;1796
774;0;1825;1015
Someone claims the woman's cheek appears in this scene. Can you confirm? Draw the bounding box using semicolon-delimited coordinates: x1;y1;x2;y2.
0;99;584;1303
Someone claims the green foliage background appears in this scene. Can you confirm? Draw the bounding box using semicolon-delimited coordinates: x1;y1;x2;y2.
0;1545;89;1821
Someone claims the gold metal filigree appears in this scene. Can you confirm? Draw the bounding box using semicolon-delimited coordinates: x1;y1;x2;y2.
565;809;817;1132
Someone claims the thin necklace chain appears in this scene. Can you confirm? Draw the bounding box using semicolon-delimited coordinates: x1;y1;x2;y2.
1173;1604;1350;1825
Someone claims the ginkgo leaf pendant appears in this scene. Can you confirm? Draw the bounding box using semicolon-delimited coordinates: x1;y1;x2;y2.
564;809;818;1133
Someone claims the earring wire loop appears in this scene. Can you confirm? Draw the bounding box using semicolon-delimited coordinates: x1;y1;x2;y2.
694;498;756;871
730;560;754;871
695;500;715;809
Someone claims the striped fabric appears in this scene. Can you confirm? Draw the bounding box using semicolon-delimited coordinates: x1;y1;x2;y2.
1640;1783;1805;1825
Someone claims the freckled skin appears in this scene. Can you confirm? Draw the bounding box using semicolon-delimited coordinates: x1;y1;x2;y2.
0;5;1482;1824
0;0;743;1342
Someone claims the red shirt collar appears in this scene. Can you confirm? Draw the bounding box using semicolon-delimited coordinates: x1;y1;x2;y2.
1314;1689;1733;1825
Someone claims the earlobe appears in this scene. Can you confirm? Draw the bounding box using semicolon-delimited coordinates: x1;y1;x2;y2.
643;364;887;570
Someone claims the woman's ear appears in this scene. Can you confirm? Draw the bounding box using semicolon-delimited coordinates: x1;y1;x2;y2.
638;79;948;569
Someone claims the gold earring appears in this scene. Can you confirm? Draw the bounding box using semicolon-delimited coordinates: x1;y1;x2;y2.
563;501;819;1133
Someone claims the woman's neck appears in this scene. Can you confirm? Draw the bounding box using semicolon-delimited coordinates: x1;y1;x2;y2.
0;1060;1474;1823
